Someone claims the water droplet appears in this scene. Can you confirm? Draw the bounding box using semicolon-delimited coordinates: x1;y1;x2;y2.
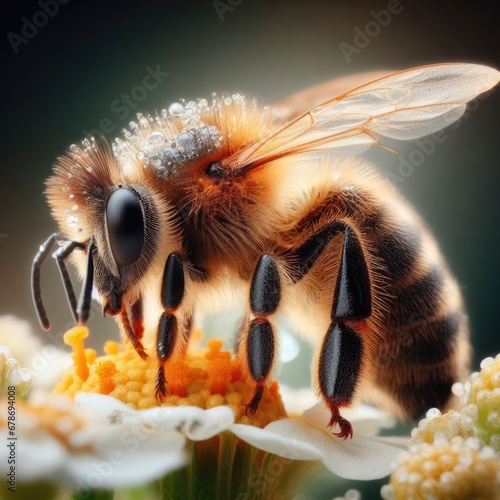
148;131;165;145
67;215;78;227
71;204;78;211
177;132;195;151
426;408;441;418
224;97;232;105
169;102;184;116
149;156;162;168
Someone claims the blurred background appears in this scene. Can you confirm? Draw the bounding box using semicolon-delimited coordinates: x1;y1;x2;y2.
2;0;499;497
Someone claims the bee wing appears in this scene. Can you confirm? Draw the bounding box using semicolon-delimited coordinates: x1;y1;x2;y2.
226;63;500;171
271;70;394;122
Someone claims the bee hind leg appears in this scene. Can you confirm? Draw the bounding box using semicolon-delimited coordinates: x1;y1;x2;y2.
239;254;281;417
155;253;186;401
317;225;371;439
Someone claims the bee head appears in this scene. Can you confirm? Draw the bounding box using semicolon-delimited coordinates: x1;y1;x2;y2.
46;139;173;315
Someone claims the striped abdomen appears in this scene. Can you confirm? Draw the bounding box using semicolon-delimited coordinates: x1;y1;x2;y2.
366;204;470;418
280;163;470;420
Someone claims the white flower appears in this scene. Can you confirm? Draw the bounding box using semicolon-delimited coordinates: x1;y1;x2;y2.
0;346;32;396
0;315;72;391
76;391;404;482
0;394;187;491
231;402;405;480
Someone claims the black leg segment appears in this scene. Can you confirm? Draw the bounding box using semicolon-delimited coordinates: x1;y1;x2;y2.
319;321;363;402
319;321;364;440
250;255;281;315
243;254;281;416
333;226;371;320
155;253;186;400
291;222;372;439
247;319;275;382
161;253;185;311
155;312;179;399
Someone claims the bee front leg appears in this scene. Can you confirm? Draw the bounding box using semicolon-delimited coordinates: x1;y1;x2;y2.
318;225;371;439
155;253;185;401
239;255;281;416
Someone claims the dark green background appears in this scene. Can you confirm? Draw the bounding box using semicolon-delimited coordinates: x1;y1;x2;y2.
2;1;500;498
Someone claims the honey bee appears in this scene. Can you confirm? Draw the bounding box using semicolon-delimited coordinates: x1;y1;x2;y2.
32;63;500;439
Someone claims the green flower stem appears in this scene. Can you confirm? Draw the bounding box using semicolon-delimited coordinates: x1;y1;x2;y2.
72;489;114;500
156;432;318;500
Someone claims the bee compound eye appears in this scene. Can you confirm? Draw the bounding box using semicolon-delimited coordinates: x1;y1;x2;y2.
105;187;145;268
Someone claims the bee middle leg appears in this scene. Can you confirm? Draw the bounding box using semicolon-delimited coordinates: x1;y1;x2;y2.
155;252;186;400
238;254;281;416
296;224;372;439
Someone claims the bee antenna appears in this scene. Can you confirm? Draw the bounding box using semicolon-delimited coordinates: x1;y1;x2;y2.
31;233;86;331
52;239;86;324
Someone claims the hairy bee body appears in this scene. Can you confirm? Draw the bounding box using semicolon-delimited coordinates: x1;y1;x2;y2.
36;64;499;438
269;158;470;419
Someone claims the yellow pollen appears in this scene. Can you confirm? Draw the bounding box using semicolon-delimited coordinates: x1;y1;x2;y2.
164;360;189;397
384;438;500;500
95;359;117;394
54;329;287;427
63;326;89;381
104;341;120;355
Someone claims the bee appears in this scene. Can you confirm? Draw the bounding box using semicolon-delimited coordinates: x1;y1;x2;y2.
32;63;500;439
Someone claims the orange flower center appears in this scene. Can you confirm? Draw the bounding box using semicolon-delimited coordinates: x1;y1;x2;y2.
54;327;287;427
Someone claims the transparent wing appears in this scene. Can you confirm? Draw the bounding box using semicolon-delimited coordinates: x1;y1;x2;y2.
225;63;500;171
271;70;394;122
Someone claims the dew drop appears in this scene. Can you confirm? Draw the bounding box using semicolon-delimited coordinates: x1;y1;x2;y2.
169;102;184;116
426;408;442;419
177;132;195;151
149;156;162;168
148;131;165;145
67;215;78;227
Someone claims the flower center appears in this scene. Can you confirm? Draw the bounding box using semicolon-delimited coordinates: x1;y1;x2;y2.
54;326;287;428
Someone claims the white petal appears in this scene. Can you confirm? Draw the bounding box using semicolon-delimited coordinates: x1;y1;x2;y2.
56;421;187;490
303;403;395;436
0;431;66;483
142;405;235;440
62;426;187;490
263;418;400;479
230;422;323;461
318;434;402;480
75;393;140;424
